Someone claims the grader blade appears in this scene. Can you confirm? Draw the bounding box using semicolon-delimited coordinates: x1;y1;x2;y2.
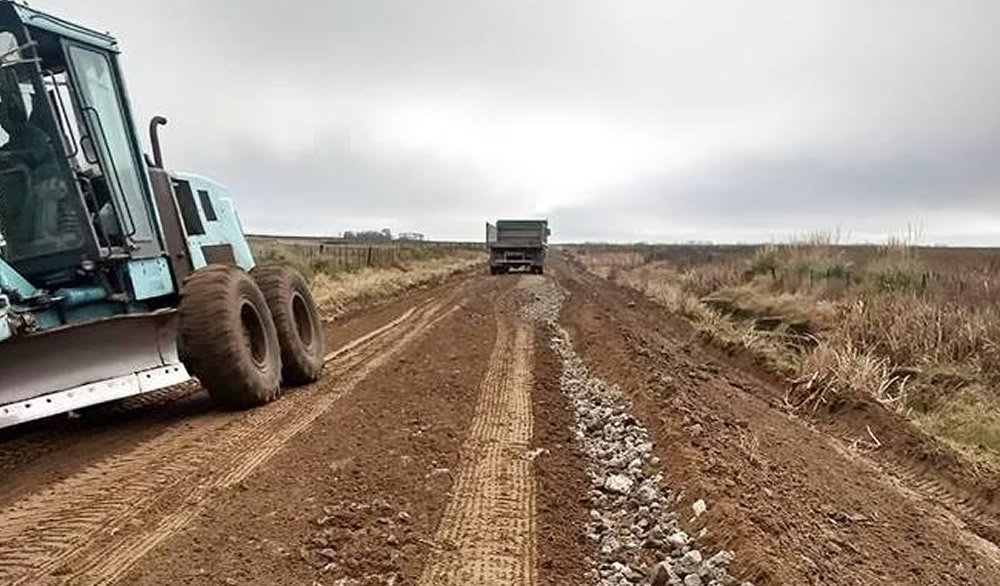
0;310;190;428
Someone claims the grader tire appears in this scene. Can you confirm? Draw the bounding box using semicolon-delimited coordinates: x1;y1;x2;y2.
179;265;282;408
251;264;325;386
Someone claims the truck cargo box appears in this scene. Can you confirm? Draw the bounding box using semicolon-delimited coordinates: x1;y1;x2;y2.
486;219;549;274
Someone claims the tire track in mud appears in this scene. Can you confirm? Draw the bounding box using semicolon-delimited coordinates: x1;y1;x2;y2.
820;435;1000;566
418;307;537;586
0;383;208;500
86;381;204;416
876;457;1000;544
0;285;467;586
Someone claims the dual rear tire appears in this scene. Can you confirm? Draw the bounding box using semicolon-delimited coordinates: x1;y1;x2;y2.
178;264;325;409
251;265;325;386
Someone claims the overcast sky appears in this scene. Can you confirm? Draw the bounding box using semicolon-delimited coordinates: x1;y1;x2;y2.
40;0;1000;243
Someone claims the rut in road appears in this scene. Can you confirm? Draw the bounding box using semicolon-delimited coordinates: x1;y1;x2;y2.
0;287;465;586
419;299;537;586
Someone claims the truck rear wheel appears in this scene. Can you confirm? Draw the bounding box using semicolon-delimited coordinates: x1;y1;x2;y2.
179;265;282;408
251;264;325;385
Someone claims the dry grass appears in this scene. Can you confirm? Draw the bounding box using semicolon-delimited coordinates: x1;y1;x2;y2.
309;250;483;316
595;256;794;369
255;239;483;316
836;295;1000;377
791;340;909;413
571;239;1000;457
573;250;647;279
253;240;468;283
913;387;1000;454
612;261;713;321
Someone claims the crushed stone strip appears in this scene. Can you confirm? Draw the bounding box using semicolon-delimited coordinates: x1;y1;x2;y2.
520;279;753;586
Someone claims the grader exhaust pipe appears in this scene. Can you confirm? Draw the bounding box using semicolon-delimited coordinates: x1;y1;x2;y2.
149;115;168;169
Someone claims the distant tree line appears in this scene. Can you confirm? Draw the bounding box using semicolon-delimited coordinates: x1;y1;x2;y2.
340;228;425;242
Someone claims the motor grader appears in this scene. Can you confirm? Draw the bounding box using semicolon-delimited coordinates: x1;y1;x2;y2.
0;1;325;428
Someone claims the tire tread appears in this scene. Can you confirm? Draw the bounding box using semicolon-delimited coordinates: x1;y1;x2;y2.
179;265;282;408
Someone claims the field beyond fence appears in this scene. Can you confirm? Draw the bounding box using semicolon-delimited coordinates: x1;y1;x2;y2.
248;235;483;279
248;235;484;316
566;239;1000;465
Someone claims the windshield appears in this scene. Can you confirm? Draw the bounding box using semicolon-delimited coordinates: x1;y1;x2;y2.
68;44;154;245
0;30;83;264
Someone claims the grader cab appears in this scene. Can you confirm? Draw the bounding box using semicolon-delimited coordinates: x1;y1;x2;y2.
0;1;324;428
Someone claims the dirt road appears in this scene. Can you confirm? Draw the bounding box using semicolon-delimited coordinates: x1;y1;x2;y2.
1;258;999;586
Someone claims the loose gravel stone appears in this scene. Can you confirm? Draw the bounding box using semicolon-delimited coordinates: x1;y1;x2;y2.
676;550;703;575
649;562;678;586
666;531;688;548
605;474;635;495
520;280;750;586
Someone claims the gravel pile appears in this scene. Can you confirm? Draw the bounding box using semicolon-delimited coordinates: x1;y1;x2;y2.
520;281;752;586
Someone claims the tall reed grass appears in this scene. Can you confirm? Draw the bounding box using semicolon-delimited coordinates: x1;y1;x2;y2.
572;235;1000;454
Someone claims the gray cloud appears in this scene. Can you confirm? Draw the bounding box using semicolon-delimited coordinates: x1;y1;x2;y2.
37;0;1000;243
199;131;523;238
552;141;1000;244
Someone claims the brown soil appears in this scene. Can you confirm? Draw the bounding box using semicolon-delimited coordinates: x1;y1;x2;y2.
123;277;502;586
531;324;591;586
0;270;599;586
417;290;537;585
553;254;1000;586
0;271;470;510
320;276;447;350
3;258;999;586
694;306;1000;537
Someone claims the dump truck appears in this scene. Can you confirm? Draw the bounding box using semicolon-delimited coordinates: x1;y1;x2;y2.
486;219;549;274
0;2;325;429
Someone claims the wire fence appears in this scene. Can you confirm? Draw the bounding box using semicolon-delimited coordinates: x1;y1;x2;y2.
248;236;483;272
